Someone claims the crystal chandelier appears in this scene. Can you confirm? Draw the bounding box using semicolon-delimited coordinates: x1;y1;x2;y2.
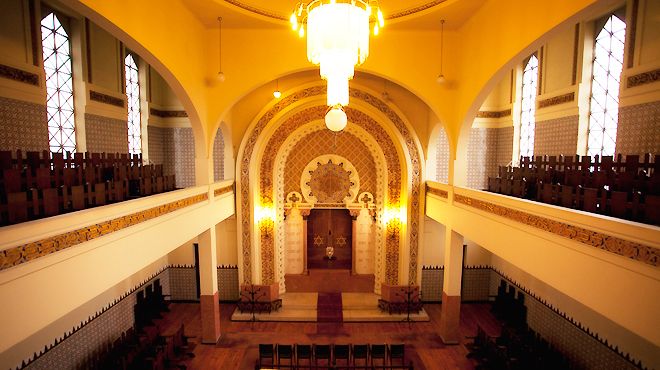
291;0;384;131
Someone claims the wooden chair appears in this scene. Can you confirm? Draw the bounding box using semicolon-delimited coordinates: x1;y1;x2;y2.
644;195;660;225
7;192;28;224
581;187;599;213
295;344;312;368
314;344;331;368
370;344;386;368
559;185;574;208
42;187;60;217
609;191;628;219
276;344;293;368
94;182;107;206
333;344;350;367
388;344;405;366
352;344;368;366
258;344;274;367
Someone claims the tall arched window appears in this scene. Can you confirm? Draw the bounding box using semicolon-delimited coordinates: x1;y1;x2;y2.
41;13;75;153
125;54;141;155
519;55;539;158
587;14;626;158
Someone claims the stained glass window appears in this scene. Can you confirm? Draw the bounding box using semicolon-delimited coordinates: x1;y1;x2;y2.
125;54;141;155
42;13;75;153
519;55;539;158
587;14;626;158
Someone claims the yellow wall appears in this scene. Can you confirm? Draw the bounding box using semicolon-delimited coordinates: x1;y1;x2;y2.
88;22;121;92
0;0;30;66
638;0;660;65
426;183;660;368
0;181;235;363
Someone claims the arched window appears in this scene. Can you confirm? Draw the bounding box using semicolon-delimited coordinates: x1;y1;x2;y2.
519;55;539;158
41;13;75;153
125;54;141;155
587;14;626;158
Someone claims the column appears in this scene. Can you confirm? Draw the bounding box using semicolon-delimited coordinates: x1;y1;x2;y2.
198;227;221;344
439;228;464;344
301;209;310;275
350;210;359;274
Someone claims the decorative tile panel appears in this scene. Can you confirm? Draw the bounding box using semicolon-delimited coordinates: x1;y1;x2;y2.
213;127;225;181
0;96;49;152
172;127;196;188
0;193;208;271
0;64;39;86
217;265;239;301
169;266;198;301
435;127;450;183
453;194;658;267
534;116;579;156
616;101;660;157
147;126;166;167
461;267;491;301
85;113;128;154
467;128;498;190
420;266;443;302
20;268;169;370
89;91;124;108
496;126;514;166
284;130;376;200
491;269;643;370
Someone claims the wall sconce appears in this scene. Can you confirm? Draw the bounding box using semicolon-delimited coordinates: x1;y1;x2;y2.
383;206;402;239
258;205;275;237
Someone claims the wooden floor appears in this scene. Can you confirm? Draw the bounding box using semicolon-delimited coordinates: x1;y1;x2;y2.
156;301;502;370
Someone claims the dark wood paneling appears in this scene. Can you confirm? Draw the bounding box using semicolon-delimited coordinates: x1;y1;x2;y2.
307;209;352;270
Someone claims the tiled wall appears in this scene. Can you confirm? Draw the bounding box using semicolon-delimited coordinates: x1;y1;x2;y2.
489;269;641;370
534;116;579;156
84;113;128;153
217;266;239;301
421;266;491;303
420;266;443;302
168;265;239;302
617;101;660;157
169;266;198;301
435;127;450;183
213;127;225;181
146;126;196;188
147;125;166;167
0;96;48;152
496;126;513;166
461;267;490;301
467;128;498;189
23;269;170;370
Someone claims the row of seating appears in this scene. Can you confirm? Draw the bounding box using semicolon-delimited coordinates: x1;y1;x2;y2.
75;278;191;370
466;280;568;370
78;322;194;370
0;150;177;226
488;154;660;225
0;150;143;171
257;343;409;369
466;325;568;370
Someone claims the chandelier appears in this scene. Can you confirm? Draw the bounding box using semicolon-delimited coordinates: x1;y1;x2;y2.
291;0;384;131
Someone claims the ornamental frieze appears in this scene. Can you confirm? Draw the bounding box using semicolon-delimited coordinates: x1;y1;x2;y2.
453;194;658;267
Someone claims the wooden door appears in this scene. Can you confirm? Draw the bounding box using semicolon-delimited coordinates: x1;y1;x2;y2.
307;209;352;270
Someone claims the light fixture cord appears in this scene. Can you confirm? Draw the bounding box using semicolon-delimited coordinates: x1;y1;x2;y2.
440;19;445;75
218;17;222;73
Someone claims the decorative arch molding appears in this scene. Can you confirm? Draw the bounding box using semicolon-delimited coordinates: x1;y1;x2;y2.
237;85;424;286
273;120;389;291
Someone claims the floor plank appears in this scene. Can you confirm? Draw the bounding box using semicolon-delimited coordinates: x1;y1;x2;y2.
156;301;502;369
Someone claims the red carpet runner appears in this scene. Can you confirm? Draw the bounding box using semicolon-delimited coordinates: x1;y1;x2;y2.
317;293;343;322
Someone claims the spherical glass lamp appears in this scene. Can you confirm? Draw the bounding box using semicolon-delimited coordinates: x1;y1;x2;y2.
325;106;347;132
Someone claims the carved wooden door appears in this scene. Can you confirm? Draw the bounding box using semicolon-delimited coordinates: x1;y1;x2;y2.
307;209;352;269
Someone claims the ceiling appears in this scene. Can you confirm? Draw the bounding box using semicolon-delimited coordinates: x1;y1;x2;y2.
183;0;487;30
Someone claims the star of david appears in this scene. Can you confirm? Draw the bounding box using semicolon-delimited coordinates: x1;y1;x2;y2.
313;235;324;246
336;236;347;246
